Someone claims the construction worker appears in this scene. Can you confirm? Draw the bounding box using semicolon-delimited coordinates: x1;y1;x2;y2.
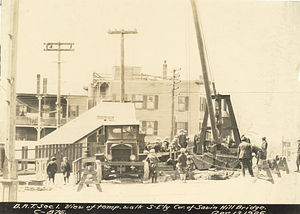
179;129;187;148
162;137;169;152
295;140;300;172
154;137;162;153
238;136;254;177
251;145;262;165
145;149;160;183
261;137;268;160
176;148;188;183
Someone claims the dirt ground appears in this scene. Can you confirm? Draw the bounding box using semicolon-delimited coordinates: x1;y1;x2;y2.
1;163;298;204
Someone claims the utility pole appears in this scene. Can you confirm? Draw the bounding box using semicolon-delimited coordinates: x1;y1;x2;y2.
171;69;181;140
36;74;42;144
107;29;138;102
1;0;20;202
44;42;74;128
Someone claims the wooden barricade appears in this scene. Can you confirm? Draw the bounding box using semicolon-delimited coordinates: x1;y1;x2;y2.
253;159;274;184
277;157;289;174
76;158;102;192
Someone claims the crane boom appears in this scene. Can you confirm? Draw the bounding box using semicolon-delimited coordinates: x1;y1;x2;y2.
190;0;218;142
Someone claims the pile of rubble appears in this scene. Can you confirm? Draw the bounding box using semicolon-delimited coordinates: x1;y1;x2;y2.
193;170;240;180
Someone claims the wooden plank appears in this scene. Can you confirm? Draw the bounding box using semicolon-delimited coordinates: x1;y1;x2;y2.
24;146;28;170
35;146;38;159
39;146;42;159
49;145;52;158
45;145;48;158
79;143;83;159
42;145;45;158
72;144;76;161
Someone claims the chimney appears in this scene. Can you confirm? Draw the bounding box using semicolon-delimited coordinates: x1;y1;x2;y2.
37;74;41;94
43;78;47;94
163;60;167;80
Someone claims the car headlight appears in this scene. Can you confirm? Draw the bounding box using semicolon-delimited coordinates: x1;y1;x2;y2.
130;154;136;161
107;154;112;161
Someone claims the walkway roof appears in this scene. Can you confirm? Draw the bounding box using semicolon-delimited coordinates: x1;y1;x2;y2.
40;102;139;145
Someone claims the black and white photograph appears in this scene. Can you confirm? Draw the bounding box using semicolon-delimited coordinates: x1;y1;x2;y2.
0;0;300;213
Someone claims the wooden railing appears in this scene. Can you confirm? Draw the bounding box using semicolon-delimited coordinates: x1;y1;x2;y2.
72;157;83;185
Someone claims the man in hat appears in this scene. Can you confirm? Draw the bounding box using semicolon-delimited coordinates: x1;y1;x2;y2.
179;129;187;148
296;140;300;172
238;136;254;177
46;156;58;184
162;137;169;152
145;149;160;183
154;137;162;153
261;137;268;160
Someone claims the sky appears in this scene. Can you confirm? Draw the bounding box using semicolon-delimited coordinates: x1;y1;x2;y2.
1;0;300;150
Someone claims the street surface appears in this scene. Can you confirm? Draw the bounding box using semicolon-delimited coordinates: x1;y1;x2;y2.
3;165;299;204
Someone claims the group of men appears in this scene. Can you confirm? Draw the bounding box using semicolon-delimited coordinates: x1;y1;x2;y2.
237;136;268;177
144;129;188;153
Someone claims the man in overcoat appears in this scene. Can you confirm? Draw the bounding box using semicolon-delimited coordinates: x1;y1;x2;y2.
238;136;254;177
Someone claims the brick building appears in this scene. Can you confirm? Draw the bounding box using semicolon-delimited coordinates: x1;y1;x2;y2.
85;61;206;142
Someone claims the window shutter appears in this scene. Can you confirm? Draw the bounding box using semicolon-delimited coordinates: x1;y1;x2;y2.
142;121;147;132
143;95;147;109
124;94;128;101
185;96;189;111
155;95;159;109
185;122;188;133
175;122;177;134
112;93;117;101
132;94;136;102
76;105;79;117
154;121;158;136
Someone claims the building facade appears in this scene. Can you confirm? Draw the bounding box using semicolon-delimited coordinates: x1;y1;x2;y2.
16;93;88;141
85;62;206;142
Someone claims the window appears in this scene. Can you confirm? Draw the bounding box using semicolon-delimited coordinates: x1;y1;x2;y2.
141;121;158;135
134;95;143;109
175;122;188;135
147;95;155;109
107;126;122;140
69;105;79;118
178;96;189;111
122;125;137;139
200;97;206;111
16;129;27;141
134;95;158;110
16;105;27;116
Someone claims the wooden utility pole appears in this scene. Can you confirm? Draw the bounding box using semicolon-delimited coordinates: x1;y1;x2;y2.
107;29;138;102
36;74;42;144
44;42;74;128
171;69;181;140
1;0;20;202
190;0;218;142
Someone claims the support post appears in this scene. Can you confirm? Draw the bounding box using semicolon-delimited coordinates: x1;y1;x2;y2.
1;0;20;202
